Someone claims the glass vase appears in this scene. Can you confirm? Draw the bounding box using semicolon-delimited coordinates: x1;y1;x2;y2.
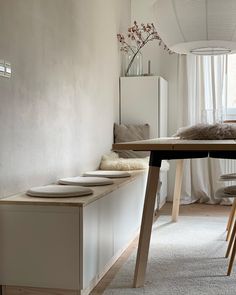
122;50;143;77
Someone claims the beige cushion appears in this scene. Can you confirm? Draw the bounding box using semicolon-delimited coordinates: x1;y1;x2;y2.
83;170;131;178
224;185;236;195
100;157;149;171
215;186;236;199
27;185;93;198
99;152;170;171
219;173;236;181
113;123;150;158
58;176;113;186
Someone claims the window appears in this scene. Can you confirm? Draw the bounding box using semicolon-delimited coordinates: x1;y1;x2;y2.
226;54;236;120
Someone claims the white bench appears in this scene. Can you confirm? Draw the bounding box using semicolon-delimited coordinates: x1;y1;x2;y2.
0;171;149;295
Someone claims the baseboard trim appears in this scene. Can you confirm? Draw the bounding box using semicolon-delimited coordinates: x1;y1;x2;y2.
1;286;79;295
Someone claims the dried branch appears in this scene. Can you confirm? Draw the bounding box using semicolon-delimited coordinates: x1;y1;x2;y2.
117;21;174;75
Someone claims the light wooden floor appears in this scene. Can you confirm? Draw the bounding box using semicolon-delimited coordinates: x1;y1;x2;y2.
90;202;231;295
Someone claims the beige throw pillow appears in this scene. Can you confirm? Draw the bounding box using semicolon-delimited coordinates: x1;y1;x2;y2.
113;123;150;158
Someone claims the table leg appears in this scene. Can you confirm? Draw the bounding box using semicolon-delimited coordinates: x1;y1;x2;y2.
226;198;236;241
133;165;160;288
172;159;184;222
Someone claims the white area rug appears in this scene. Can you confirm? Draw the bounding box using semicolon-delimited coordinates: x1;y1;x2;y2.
104;215;236;295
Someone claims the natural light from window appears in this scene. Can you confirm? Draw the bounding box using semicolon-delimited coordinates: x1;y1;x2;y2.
227;54;236;109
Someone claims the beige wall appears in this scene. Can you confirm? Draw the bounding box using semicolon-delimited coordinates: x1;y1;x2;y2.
0;0;131;197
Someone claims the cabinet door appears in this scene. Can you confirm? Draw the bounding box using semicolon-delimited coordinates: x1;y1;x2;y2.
83;195;113;288
120;76;159;138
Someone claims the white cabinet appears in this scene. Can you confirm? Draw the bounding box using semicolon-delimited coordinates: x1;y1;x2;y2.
120;76;168;139
120;76;168;208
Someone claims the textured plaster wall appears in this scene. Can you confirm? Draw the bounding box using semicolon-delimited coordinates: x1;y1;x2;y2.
0;0;131;197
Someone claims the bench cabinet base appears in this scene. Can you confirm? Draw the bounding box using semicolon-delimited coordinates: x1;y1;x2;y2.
0;172;147;294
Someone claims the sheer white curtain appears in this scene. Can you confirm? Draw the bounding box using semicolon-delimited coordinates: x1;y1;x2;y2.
178;54;228;204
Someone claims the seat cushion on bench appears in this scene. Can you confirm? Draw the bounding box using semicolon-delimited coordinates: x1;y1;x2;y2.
83;170;131;178
58;176;113;186
219;173;236;181
224;186;236;196
100;152;170;172
26;185;93;198
100;152;148;171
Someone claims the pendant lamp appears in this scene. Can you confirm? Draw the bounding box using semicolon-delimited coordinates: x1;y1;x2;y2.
154;0;236;55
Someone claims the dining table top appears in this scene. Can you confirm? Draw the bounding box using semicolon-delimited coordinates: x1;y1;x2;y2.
112;137;236;151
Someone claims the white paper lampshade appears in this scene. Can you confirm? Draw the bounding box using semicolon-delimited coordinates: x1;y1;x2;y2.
154;0;236;55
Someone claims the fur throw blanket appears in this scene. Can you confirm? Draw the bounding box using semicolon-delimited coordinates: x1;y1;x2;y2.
174;123;236;140
100;152;149;170
100;152;169;171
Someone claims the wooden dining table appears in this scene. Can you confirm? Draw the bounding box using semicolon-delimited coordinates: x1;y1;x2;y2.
112;137;236;288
